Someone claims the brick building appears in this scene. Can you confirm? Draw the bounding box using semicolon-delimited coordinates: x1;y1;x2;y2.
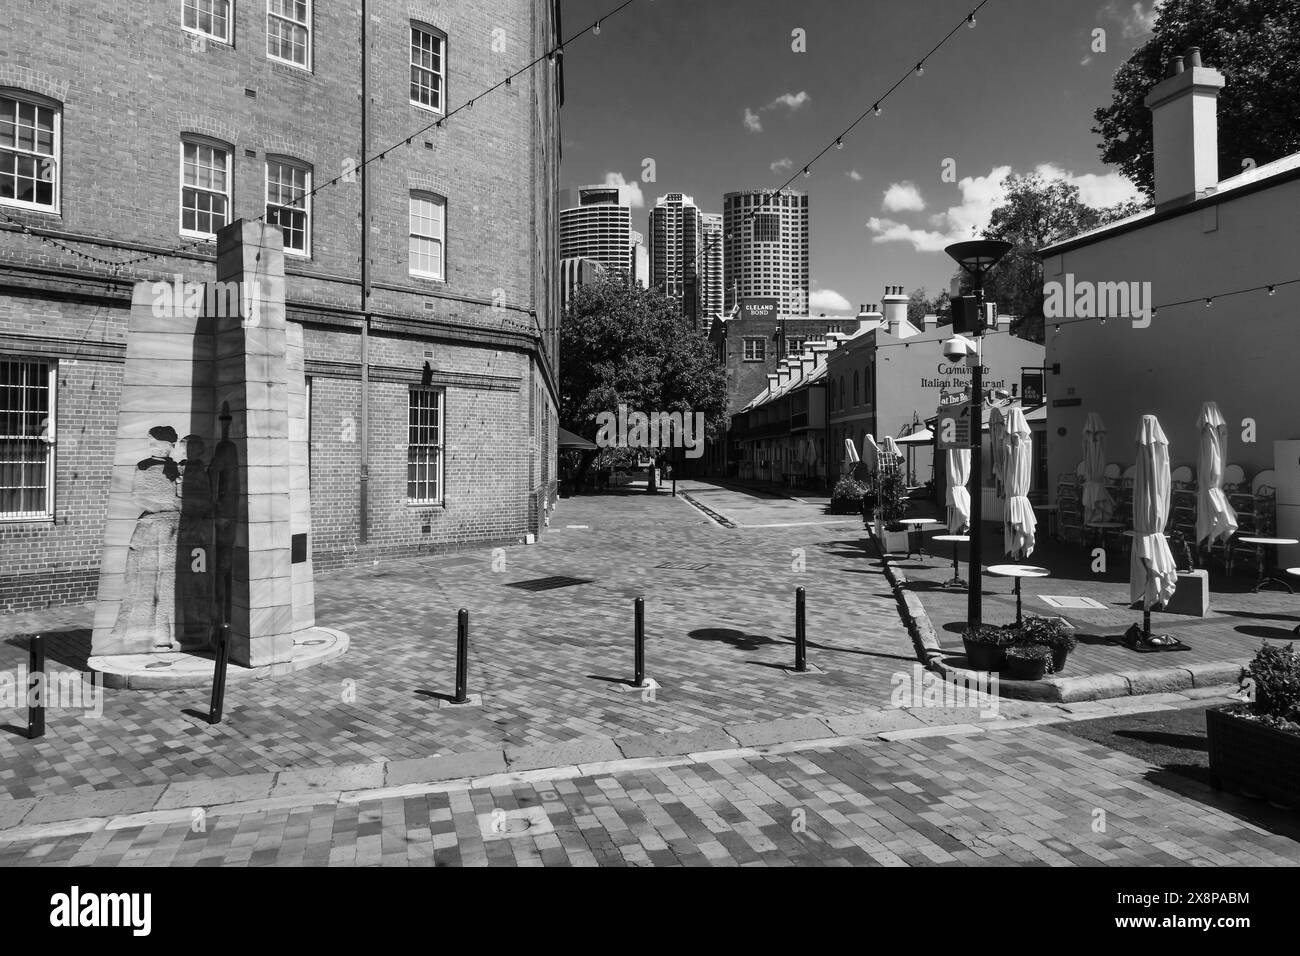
0;0;562;611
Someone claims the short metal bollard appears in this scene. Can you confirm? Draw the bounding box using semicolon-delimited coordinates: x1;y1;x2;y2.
453;608;469;704
794;587;807;672
27;634;45;740
209;623;231;724
633;597;646;687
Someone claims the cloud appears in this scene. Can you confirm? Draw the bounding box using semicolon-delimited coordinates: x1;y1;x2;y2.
881;181;926;213
602;171;644;209
847;169;863;181
765;91;811;112
865;163;1143;252
770;158;794;174
1102;0;1163;39
743;108;763;133
810;289;852;313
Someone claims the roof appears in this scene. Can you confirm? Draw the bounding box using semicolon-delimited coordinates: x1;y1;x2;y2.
557;427;597;450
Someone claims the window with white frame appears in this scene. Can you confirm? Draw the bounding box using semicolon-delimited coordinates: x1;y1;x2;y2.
409;192;445;280
742;337;765;362
183;0;232;43
180;139;230;239
267;0;311;68
266;158;310;255
407;388;444;504
410;24;446;112
0;93;60;212
787;337;806;357
0;359;55;519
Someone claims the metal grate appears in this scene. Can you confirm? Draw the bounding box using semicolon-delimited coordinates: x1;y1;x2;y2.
506;575;594;592
1038;595;1108;610
654;562;711;571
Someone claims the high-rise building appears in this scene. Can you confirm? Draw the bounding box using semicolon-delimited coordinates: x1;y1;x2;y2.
560;185;635;278
0;0;563;611
723;189;810;317
648;193;701;323
629;230;644;286
700;212;724;333
560;256;606;310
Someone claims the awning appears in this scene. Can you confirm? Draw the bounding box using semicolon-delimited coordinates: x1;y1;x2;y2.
557;427;597;451
893;428;933;445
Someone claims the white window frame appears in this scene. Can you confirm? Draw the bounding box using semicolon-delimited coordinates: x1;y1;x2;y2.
0;91;61;214
266;0;312;69
182;0;233;44
407;387;445;505
179;138;231;240
408;191;446;281
742;337;766;362
0;358;57;521
265;157;311;256
410;23;446;113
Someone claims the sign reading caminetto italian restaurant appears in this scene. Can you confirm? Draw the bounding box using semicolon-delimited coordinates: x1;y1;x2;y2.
921;364;1008;392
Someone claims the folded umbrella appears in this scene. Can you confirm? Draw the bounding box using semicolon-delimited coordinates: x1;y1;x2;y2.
1130;415;1178;609
1081;412;1115;524
988;406;1007;499
1002;406;1037;559
1196;402;1238;547
945;447;971;533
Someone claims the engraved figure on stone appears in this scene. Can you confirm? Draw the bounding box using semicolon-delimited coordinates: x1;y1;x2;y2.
176;433;215;650
110;425;182;651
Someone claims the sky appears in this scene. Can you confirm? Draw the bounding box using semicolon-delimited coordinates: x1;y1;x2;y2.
558;0;1160;314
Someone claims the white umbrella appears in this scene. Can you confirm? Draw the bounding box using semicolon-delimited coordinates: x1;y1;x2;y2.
988;406;1007;499
882;435;902;460
1081;412;1115;524
1196;402;1237;547
945;447;971;533
1003;406;1037;559
862;434;880;473
841;437;859;475
1130;415;1177;610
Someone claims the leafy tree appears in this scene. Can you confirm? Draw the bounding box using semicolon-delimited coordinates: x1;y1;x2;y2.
560;274;728;483
1093;0;1300;200
907;287;952;328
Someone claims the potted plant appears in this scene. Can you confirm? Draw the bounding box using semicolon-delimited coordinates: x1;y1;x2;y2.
1207;642;1300;807
961;624;1015;672
1018;616;1077;674
872;469;911;553
830;476;869;515
1004;644;1054;681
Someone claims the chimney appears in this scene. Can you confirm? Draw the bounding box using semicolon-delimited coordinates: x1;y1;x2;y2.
882;285;908;334
1143;46;1226;207
766;372;779;392
923;313;938;332
858;302;883;333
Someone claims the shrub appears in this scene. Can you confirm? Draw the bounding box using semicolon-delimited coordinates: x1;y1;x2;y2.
1017;616;1077;652
1243;641;1300;724
963;624;1017;647
875;469;910;530
1005;644;1054;668
830;477;869;514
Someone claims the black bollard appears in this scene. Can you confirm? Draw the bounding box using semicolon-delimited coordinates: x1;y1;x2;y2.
453;608;469;704
795;587;807;672
633;597;645;687
208;623;231;724
27;634;45;740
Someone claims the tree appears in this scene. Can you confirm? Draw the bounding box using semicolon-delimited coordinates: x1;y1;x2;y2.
907;287;952;328
560;274;728;483
1093;0;1300;200
978;173;1144;343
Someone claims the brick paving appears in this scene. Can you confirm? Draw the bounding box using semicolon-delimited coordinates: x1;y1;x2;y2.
3;722;1296;867
0;485;909;799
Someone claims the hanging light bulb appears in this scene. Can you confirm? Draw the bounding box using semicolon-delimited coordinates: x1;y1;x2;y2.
505;75;511;86
1054;324;1061;333
1268;285;1277;296
835;138;844;150
593;20;601;35
915;62;925;76
1100;317;1106;326
1205;297;1213;307
1151;307;1158;318
802;166;811;178
967;13;976;27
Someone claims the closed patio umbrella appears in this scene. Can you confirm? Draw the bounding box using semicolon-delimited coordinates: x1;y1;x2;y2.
1003;406;1037;559
945;447;971;533
841;437;859;475
1130;414;1178;613
988;406;1007;499
1081;412;1115;524
1196;402;1237;547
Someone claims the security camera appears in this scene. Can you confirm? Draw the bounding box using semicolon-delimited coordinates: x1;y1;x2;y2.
942;334;977;362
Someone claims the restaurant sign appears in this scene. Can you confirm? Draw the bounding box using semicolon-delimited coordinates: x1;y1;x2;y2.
936;401;974;450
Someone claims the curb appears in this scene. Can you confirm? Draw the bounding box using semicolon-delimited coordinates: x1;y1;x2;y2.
867;524;944;666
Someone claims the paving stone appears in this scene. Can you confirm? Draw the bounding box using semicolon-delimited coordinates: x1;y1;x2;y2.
820;709;927;736
25;786;165;824
273;763;385;797
725;717;833;747
155;774;275;810
505;738;623;772
385;750;508;787
0;798;34;831
615;728;737;759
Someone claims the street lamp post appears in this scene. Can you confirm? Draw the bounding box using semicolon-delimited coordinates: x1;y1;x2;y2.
944;240;1012;629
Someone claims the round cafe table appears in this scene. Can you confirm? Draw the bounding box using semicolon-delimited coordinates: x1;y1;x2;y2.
988;564;1050;627
899;517;942;560
1237;537;1298;593
1085;520;1127;553
932;534;969;589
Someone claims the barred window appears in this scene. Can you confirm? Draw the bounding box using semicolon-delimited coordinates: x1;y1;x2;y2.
409;192;445;280
742;337;765;362
407;388;444;504
267;0;311;68
410;24;446;112
0;93;59;212
266;158;310;255
0;359;55;519
180;139;230;239
183;0;232;43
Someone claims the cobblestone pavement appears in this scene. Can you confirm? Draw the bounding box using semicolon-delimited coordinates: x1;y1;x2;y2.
0;485;909;799
3;720;1296;867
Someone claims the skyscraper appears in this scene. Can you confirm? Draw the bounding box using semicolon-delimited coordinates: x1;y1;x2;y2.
700;212;724;333
648;193;702;324
723;188;810;316
560;185;635;278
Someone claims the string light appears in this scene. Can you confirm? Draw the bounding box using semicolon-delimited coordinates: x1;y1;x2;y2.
593;20;601;35
873;103;882;116
1205;297;1213;307
1268;285;1277;295
802;167;811;178
835;138;844;150
915;62;925;76
968;13;976;27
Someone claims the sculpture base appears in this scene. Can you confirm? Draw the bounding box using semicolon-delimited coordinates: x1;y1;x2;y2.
88;626;348;690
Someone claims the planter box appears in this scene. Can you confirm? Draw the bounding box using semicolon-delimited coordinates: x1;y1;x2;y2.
1206;706;1300;808
873;521;910;555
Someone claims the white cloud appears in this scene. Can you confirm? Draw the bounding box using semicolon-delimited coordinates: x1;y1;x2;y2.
1103;0;1163;39
770;158;794;174
602;171;645;209
881;181;926;213
765;91;811;112
810;289;852;313
865;163;1143;252
847;169;863;181
743;108;763;133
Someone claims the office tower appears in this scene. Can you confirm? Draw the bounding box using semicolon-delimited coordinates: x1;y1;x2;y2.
560;185;634;277
648;193;702;324
560;256;606;310
723;188;810;316
700;212;724;333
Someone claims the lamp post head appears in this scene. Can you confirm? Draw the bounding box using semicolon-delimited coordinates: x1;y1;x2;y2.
944;239;1013;278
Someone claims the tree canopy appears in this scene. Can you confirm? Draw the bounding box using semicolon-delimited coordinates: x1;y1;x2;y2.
1093;0;1300;199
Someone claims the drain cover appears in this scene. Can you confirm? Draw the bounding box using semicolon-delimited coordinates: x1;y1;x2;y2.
477;806;555;841
1039;595;1108;610
506;575;594;592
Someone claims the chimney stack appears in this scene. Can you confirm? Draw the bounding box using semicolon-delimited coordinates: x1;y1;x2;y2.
1143;46;1225;207
882;285;908;334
